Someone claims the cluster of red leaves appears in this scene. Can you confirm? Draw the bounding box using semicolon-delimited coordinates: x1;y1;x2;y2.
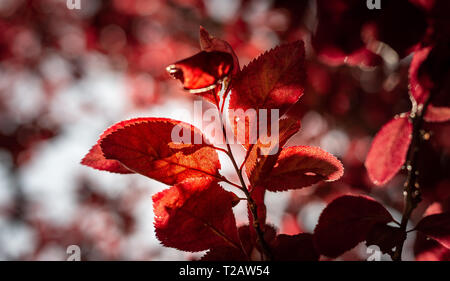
77;0;450;261
82;27;344;260
310;0;450;260
365;43;450;186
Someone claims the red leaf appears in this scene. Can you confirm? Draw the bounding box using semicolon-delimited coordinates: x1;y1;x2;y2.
424;202;444;217
414;232;450;261
365;115;412;186
99;118;220;185
410;43;450;106
271;233;320;261
424;106;450;123
261;146;343;192
81;144;132;174
229;41;305;148
153;178;240;252
416;212;450;249
167;51;234;92
245;117;301;187
81;118;158;174
199;26;240;75
280;214;303;235
314;195;393;258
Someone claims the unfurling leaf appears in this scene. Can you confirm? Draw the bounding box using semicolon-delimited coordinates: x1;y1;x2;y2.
314;195;393;258
199;26;240;75
261;146;343;192
365;115;412;186
99;118;220;185
153;178;240;252
167;51;233;92
416;212;450;250
424;106;450;123
271;233;319;261
229;41;306;148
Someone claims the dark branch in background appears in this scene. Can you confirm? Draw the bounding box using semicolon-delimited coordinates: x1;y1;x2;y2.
391;92;435;261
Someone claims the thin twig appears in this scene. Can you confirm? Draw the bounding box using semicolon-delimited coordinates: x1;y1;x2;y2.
207;144;230;155
220;176;244;191
391;92;434;261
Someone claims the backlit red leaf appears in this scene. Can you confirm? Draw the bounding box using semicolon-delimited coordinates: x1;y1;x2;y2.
81;118;158;174
416;212;450;249
81;143;132;174
424;106;450;123
365;115;412;186
99;118;220;185
153;178;240;252
261;146;344;192
229;41;305;148
314;195;393;258
414;232;450;261
199;26;240;75
245;117;301;187
271;233;320;261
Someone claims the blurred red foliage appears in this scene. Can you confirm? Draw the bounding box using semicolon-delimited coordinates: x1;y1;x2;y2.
0;0;448;260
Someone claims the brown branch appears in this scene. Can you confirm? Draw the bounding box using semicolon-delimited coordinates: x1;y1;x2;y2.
391;93;434;261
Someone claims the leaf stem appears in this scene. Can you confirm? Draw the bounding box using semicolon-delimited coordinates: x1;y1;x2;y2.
220;176;244;191
207;144;230;155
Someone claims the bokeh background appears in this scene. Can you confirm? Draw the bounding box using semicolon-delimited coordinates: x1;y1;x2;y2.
0;0;448;260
